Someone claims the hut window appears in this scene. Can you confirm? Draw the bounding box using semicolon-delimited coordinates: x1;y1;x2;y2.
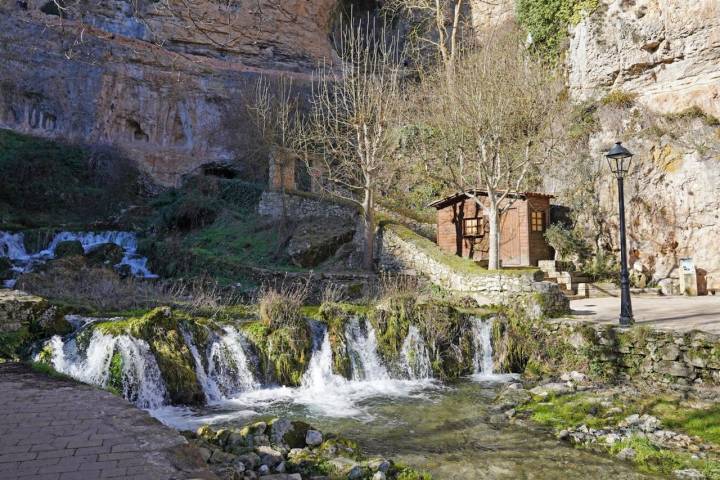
463;217;483;236
531;211;545;232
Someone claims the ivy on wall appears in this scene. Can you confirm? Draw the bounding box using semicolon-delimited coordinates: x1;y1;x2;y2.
516;0;599;60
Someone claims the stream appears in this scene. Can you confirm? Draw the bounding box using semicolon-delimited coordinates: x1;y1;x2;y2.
39;314;654;479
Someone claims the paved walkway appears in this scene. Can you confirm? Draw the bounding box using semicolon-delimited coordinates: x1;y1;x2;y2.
568;295;720;334
0;363;216;480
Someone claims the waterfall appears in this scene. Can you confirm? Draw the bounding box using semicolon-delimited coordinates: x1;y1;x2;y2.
0;232;28;260
44;330;167;409
206;327;258;398
181;328;223;403
400;325;433;380
471;317;495;377
345;317;390;381
0;230;157;285
301;323;347;390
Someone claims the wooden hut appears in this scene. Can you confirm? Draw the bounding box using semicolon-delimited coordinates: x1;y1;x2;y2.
428;190;554;267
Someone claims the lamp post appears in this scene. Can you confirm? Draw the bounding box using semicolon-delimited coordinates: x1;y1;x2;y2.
606;142;634;327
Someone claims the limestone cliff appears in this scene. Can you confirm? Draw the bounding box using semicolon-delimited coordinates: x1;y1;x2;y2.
0;1;339;186
569;0;720;117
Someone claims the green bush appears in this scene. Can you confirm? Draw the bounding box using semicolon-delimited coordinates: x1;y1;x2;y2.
544;224;590;263
516;0;599;60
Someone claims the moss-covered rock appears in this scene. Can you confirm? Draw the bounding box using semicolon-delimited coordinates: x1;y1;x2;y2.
85;243;124;266
0;290;71;361
241;319;312;386
319;303;352;379
54;240;84;258
0;257;13;281
94;307;207;405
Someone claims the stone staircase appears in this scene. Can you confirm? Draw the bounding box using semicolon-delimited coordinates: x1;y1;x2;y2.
538;260;590;300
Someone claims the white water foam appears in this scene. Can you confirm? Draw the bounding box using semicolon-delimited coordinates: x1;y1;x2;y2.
207;326;258;399
346;317;390;381
470;316;518;383
400;325;433;380
0;230;157;287
44;330;167;409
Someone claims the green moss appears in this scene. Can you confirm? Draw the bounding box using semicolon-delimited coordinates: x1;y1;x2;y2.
516;0;600;60
0;327;32;361
609;435;720;479
108;351;124;394
241;320;312;386
0;129;140;229
94;307;206;405
520;393;627;430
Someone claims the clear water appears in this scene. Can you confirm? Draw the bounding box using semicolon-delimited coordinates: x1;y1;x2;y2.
40;315;654;479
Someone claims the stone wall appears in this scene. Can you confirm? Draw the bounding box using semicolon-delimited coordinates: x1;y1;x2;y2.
547;320;720;387
377;224;569;316
257;191;358;219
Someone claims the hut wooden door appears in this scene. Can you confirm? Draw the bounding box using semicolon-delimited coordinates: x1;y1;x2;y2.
500;208;521;266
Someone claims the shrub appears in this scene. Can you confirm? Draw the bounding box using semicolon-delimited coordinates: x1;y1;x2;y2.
600;90;638;108
544;224;590;264
665;105;720;127
258;283;307;329
516;0;599;60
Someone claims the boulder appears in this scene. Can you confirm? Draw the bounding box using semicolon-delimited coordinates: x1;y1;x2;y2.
54;240;84;258
305;430;323;447
0;290;71;360
674;469;707;479
269;419;311;449
0;257;13;281
529;382;574;397
286;219;356;268
85;243;125;266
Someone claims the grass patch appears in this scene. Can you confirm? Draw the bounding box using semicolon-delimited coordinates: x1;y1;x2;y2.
520;393;626;430
0;129;140;229
384;223;539;277
609;435;720;479
600;90;638;109
664;105;720;127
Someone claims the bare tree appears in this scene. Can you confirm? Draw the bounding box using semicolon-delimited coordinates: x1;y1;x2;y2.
384;0;467;77
415;28;563;270
295;22;403;270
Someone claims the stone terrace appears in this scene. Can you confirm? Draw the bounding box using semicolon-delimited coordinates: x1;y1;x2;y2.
0;363;216;480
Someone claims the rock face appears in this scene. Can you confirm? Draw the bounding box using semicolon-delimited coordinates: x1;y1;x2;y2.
568;0;720;117
0;1;339;186
583;108;720;287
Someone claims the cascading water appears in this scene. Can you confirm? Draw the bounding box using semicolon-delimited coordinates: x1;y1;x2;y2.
400;325;433;380
301;323;348;391
207;327;258;398
43;330;167;409
471;317;495;377
182;328;223;403
0;230;157;287
345;317;390;381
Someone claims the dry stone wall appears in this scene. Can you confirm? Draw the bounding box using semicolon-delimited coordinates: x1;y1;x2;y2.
377;225;569;316
548;320;720;387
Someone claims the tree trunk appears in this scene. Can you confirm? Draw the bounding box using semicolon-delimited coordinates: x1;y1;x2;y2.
362;189;375;271
487;202;501;270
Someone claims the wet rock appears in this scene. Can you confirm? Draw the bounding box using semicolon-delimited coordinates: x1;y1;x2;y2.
674;469;707;479
0;257;12;281
494;386;532;411
305;429;323;447
54;240;84;258
274;461;286;473
348;465;371;479
368;459;391;473
210;449;236;464
198;447;212;463
256;446;283;468
270;419;311;449
258;465;270;475
85;242;124;266
236;453;261;470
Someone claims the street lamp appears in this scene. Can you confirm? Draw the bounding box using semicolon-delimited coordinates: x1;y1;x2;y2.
606;141;634;327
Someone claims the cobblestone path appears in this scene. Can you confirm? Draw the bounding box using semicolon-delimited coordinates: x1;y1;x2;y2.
0;363;217;480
